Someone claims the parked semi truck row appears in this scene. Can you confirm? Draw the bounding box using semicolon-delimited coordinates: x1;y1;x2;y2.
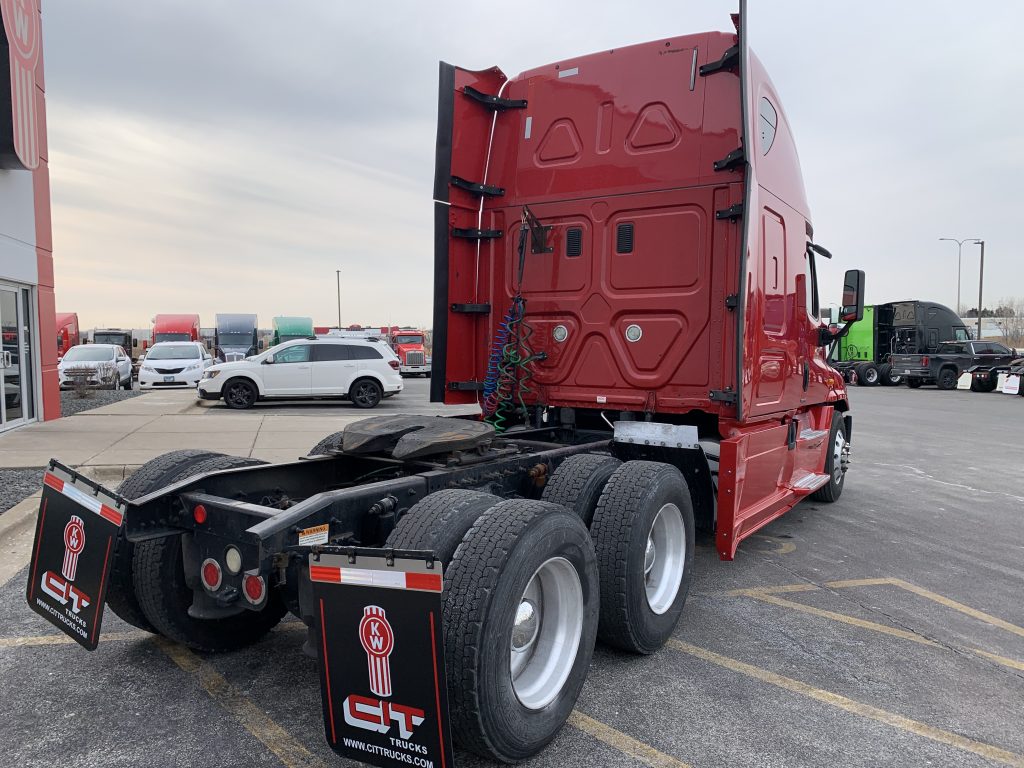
828;300;968;386
27;10;866;766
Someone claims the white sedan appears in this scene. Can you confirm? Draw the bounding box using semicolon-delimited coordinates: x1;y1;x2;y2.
58;344;132;390
139;342;215;390
198;337;402;409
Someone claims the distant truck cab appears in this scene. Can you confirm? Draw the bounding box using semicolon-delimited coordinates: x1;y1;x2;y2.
389;329;431;377
152;314;201;345
271;316;314;346
830;300;968;386
214;313;259;362
55;312;79;361
92;328;133;351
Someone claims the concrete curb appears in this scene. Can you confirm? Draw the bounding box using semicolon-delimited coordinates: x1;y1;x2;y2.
75;464;140;489
0;494;41;588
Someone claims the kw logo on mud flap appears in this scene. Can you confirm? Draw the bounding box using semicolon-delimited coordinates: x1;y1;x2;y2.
40;516;91;615
344;605;426;740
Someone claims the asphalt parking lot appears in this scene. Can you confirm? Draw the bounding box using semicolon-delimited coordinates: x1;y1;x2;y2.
1;385;1021;768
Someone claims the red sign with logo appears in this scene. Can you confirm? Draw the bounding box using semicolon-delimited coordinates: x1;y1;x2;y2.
1;0;40;170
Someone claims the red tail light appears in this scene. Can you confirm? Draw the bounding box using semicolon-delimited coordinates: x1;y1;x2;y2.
201;558;222;591
921;356;929;367
243;574;267;605
389;360;400;370
193;504;208;524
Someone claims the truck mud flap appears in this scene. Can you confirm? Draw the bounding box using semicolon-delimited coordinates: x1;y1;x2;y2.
25;462;126;650
309;546;453;768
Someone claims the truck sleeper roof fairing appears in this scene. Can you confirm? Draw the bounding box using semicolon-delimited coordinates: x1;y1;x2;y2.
432;4;834;428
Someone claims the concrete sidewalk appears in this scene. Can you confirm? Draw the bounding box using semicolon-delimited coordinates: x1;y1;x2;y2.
0;389;473;479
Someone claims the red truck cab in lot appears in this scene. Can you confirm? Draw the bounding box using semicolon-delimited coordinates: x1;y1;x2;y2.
55;312;79;360
24;11;866;765
151;313;201;345
389;329;431;377
432;16;861;559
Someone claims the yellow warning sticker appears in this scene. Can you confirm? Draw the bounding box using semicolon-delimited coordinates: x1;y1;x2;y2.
298;523;330;547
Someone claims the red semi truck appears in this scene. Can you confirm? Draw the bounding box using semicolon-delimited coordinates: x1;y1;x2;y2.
55;312;79;360
26;10;863;766
389;328;431;377
151;313;201;344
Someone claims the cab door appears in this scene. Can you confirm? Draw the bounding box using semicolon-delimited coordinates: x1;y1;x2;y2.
261;344;312;396
311;343;355;395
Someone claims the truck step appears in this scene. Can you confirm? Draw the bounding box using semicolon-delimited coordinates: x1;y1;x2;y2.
790;471;830;492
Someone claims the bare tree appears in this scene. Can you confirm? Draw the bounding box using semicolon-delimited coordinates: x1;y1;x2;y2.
995;297;1024;348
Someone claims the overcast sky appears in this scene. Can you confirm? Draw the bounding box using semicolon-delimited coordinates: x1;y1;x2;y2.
42;1;1024;330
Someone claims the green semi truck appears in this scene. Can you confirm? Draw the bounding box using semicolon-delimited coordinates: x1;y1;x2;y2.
829;300;969;386
270;316;314;347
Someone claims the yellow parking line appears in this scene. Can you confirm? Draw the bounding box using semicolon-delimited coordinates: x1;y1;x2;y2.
667;639;1024;767
742;592;940;647
568;711;692;768
822;577;896;589
972;649;1024;672
0;630;147;648
725;583;817;596
155;638;329;768
885;579;1024;639
732;580;1024;672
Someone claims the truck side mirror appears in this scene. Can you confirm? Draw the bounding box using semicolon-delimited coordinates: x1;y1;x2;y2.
840;270;865;323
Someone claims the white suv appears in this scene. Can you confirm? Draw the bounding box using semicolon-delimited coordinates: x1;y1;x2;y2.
198;338;403;409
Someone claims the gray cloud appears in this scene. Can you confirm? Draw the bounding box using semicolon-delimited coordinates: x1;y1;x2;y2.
42;1;1024;329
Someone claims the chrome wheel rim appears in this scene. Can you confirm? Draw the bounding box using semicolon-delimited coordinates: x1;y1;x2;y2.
833;429;848;483
510;556;583;710
865;368;878;384
645;503;685;614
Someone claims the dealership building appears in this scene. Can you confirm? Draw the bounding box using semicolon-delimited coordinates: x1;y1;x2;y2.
1;0;57;431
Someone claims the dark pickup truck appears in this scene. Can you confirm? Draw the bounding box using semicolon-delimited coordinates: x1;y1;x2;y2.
890;340;1018;390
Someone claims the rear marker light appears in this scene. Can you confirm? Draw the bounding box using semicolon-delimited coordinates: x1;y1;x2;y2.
243;574;267;605
193;504;208;524
921;356;929;366
388;360;400;370
224;546;242;574
201;558;222;591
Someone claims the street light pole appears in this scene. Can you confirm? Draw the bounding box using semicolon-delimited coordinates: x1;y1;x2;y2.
336;270;342;330
939;237;979;314
975;240;985;340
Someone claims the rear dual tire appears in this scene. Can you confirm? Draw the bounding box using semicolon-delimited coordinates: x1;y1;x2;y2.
590;461;694;654
443;500;599;763
392;492;600;763
108;451;286;651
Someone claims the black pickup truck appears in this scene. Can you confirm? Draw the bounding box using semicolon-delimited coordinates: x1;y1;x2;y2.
890;340;1018;390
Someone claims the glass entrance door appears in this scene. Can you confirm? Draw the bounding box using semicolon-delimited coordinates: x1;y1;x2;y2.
0;284;34;431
